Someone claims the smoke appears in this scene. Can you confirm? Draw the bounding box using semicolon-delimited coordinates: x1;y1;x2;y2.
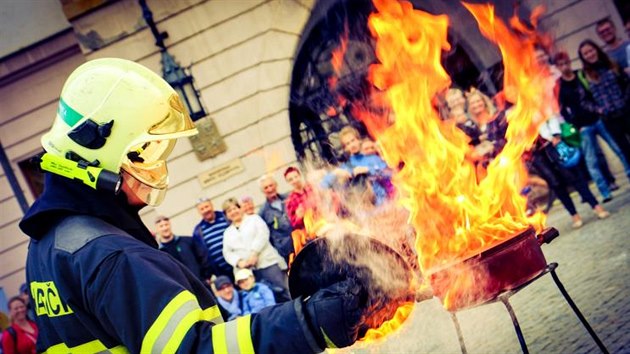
294;165;417;335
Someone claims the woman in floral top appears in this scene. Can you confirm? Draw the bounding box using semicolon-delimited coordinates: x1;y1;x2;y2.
578;39;630;170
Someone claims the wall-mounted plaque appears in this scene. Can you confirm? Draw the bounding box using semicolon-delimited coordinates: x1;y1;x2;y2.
189;116;227;161
197;159;244;188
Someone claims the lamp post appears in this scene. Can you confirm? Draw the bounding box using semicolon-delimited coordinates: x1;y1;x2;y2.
139;0;206;121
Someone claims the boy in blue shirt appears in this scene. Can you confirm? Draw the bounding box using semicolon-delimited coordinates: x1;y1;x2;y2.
338;126;393;205
236;269;276;315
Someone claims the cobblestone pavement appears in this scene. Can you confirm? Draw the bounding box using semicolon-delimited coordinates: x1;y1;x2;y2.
340;174;629;354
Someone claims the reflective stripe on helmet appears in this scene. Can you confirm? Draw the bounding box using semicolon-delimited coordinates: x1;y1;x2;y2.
43;340;129;354
141;290;223;354
57;98;84;127
211;315;255;354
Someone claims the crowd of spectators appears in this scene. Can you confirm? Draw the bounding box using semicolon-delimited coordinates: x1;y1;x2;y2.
438;17;630;229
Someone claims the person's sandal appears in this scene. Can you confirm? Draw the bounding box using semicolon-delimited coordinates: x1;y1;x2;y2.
596;210;610;219
571;219;583;229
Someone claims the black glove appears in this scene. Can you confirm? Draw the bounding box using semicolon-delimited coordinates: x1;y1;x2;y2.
303;278;368;349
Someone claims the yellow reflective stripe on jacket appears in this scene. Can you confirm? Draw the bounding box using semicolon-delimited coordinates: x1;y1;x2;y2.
43;340;129;354
202;304;223;324
141;290;223;354
211;315;254;354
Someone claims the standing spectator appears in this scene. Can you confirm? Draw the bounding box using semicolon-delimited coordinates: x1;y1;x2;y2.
213;276;241;321
222;198;291;302
284;166;317;230
446;88;485;147
578;39;630;178
595;18;630;70
338;126;393;206
236;269;276;315
240;196;256;215
284;166;340;258
554;51;627;201
258;175;294;263
444;88;469;124
466;89;498;157
532;117;610;228
1;297;38;354
192;198;233;280
361;138;378;156
155;215;213;283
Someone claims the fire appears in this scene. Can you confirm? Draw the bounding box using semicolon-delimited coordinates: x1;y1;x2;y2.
331;26;348;77
328;23;349;91
360;301;414;343
359;0;549;308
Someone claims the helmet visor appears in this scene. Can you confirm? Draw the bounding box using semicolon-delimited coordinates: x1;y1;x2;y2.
122;159;168;189
120;169;167;206
122;139;175;189
148;94;196;137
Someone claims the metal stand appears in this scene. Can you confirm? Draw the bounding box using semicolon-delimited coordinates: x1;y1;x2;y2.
450;312;468;354
449;263;609;354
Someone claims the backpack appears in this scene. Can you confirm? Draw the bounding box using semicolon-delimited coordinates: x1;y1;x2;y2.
4;327;17;348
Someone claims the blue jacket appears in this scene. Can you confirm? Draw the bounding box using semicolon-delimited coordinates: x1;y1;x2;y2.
216;289;242;321
343;153;393;205
241;283;276;315
19;174;323;354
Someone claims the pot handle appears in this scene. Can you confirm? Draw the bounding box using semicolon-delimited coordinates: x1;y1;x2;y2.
537;227;560;244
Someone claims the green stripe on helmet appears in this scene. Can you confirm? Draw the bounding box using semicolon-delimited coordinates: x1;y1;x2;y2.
58;98;84;127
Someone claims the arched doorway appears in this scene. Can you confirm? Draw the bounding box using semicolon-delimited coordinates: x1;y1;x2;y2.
288;0;512;165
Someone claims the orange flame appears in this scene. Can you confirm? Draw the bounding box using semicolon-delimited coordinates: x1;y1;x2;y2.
331;24;349;77
360;302;414;343
364;0;548;293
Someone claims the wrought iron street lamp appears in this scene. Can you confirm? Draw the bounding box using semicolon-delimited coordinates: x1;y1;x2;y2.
139;0;206;121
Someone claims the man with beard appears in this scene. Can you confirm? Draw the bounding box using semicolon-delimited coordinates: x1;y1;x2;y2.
595;18;630;70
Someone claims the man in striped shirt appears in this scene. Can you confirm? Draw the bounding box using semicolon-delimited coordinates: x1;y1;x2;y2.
193;197;234;281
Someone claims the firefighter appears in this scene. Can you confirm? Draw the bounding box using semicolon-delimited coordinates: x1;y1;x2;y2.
19;58;367;353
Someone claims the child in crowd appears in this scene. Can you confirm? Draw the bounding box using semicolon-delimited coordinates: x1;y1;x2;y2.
337;126;393;205
213;276;241;321
361;138;378;156
236;269;276;315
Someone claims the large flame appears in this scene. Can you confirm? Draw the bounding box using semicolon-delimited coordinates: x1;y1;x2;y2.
328;23;349;91
363;0;548;294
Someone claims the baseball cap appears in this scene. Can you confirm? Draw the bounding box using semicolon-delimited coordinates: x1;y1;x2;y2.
214;276;232;289
235;268;254;282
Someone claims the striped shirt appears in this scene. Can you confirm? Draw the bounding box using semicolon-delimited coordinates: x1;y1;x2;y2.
192;212;232;277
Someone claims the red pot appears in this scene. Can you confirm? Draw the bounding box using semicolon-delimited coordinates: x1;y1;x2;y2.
427;226;558;311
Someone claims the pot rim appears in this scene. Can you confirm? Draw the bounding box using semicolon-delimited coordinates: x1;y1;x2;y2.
425;225;536;275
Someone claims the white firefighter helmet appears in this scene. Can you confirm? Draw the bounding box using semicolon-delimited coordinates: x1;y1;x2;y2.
41;58;197;205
